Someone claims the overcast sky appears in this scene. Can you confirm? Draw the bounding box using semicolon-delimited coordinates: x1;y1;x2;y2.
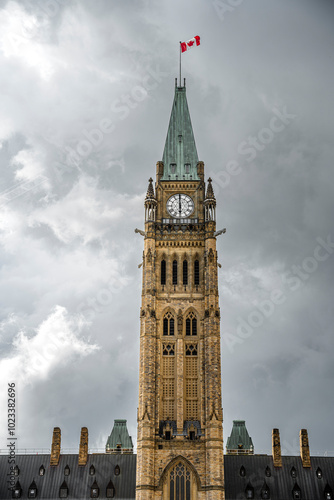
0;0;333;457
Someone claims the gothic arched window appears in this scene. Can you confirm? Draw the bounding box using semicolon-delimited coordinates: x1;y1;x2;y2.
183;260;188;285
166;461;194;500
163;312;175;336
185;312;197;336
162;344;175;420
194;260;199;286
185;344;198;419
161;260;166;285
173;260;178;285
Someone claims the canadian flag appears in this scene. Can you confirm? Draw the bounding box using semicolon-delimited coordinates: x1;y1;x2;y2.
181;36;200;53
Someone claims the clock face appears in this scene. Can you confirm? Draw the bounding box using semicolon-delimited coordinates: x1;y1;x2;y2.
166;194;194;218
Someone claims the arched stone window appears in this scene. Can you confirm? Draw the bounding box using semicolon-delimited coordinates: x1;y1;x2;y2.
163;460;198;500
185;312;197;336
163;312;175;336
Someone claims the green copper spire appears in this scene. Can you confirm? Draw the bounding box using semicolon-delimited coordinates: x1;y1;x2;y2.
161;82;199;181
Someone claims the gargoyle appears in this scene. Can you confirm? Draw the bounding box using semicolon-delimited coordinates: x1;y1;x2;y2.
135;228;146;237
214;228;226;237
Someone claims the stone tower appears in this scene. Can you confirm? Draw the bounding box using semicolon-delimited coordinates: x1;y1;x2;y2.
136;81;224;500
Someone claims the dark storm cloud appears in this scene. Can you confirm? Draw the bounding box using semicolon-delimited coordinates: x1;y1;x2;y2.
0;0;333;457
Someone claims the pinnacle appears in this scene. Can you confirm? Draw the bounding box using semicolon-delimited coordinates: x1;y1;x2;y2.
146;177;155;199
205;177;215;200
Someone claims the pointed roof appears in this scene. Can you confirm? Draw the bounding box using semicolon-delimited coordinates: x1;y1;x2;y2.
106;419;133;452
161;83;199;181
226;420;254;454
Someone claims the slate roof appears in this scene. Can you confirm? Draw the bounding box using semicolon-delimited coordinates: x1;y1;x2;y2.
0;453;136;499
161;84;199;181
224;454;334;500
2;453;334;499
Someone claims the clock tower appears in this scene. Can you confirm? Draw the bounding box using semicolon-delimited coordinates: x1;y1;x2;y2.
136;81;224;500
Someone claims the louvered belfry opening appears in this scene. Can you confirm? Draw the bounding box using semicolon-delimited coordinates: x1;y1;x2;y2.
172;259;177;285
161;260;166;285
183;260;188;285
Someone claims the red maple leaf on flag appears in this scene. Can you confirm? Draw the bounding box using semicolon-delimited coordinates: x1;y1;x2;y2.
180;36;200;53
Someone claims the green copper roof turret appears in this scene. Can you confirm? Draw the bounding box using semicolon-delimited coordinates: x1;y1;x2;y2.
226;420;254;455
106;419;133;454
161;84;199;181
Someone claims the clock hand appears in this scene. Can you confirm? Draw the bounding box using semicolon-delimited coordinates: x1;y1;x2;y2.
179;194;181;216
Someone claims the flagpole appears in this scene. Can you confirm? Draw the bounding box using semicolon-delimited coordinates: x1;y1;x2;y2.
179;41;181;87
